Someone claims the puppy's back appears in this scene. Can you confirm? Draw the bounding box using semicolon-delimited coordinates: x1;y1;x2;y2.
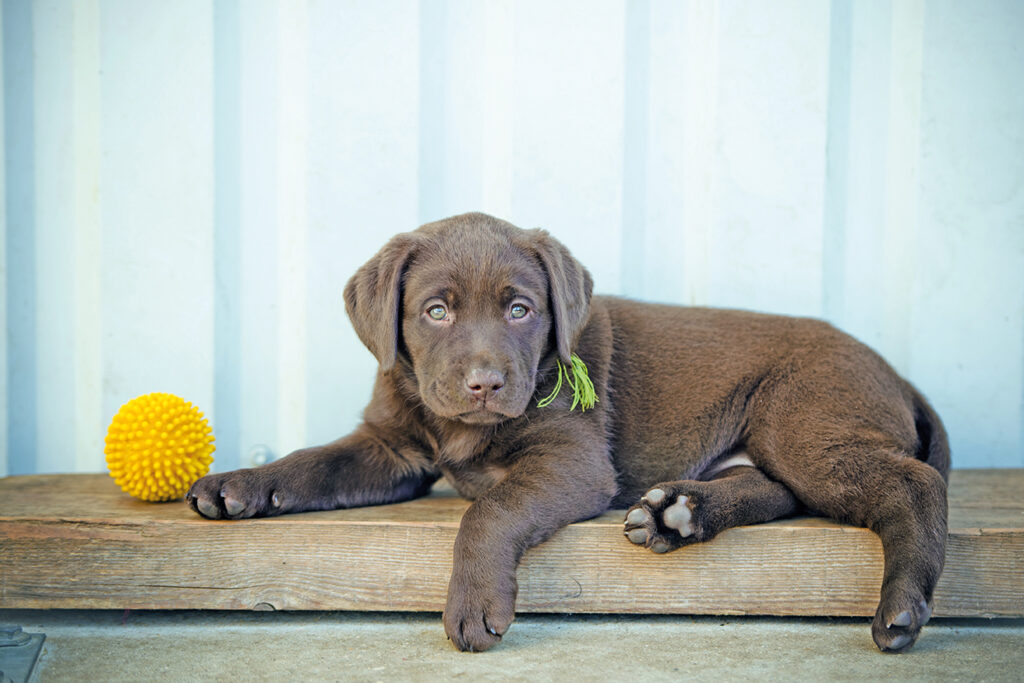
597;296;917;499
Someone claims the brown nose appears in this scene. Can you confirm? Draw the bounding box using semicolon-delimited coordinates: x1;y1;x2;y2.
465;369;505;400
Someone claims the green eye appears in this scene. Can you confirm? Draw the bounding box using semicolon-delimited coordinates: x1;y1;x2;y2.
510;304;528;319
427;305;448;321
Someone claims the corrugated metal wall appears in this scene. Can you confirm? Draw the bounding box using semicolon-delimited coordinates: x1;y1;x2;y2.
2;0;1022;476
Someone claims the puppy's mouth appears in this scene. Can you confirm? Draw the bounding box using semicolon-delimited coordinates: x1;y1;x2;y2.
454;397;528;423
455;409;509;425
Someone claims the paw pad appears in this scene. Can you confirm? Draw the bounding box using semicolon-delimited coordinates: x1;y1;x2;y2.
626;529;648;544
661;495;693;537
643;488;666;505
626;508;650;525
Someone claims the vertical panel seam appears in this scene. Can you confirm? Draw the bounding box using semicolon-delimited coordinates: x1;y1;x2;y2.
680;0;718;306
822;0;852;325
418;0;447;225
481;0;513;219
621;0;650;297
276;0;308;457
0;0;7;476
214;0;242;471
3;0;38;474
72;0;103;472
881;0;925;374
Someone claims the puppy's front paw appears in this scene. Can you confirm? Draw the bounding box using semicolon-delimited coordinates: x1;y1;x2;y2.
623;482;709;553
186;469;284;519
443;573;516;652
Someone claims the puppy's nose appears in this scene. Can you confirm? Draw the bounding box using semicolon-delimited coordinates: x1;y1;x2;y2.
465;369;505;401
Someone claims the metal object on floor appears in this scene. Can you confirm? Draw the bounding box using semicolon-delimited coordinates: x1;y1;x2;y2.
0;625;46;683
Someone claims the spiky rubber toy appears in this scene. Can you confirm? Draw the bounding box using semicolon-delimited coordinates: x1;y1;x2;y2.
104;392;215;502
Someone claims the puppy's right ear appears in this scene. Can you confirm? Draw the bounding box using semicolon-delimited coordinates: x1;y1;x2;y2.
343;234;419;372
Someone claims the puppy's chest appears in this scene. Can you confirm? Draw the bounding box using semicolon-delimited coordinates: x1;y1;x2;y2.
436;428;489;463
433;430;511;500
439;463;508;500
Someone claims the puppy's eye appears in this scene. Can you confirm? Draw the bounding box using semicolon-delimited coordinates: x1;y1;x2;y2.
509;304;529;320
427;305;448;321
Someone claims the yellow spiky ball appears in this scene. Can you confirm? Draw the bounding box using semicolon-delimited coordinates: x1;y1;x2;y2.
104;392;215;502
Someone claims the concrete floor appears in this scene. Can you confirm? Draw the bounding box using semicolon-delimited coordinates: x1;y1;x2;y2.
2;610;1023;682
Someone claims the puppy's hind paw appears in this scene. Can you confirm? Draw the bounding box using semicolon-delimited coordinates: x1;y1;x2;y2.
624;483;706;553
872;596;932;653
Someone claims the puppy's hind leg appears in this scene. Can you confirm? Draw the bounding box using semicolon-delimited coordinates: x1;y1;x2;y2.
756;432;948;654
623;461;800;553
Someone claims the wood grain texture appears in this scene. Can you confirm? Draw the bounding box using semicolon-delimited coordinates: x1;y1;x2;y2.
1;470;1021;616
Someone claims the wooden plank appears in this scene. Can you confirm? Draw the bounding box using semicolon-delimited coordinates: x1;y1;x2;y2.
0;470;1021;617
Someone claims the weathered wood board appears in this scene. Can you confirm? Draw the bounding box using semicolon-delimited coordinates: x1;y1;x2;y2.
1;470;1021;617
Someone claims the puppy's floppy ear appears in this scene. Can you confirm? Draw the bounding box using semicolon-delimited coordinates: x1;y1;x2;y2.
530;229;594;363
343;234;419;372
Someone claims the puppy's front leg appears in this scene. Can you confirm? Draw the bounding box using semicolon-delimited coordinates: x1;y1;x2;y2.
187;423;437;519
443;440;616;652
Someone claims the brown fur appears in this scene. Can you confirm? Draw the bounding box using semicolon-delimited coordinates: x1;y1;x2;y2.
187;212;949;654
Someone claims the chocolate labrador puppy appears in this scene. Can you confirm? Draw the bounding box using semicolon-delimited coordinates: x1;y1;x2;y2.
187;212;949;654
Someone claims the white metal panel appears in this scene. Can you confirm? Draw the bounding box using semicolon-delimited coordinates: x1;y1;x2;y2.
479;0;515;220
33;0;77;473
237;0;282;470
2;0;1022;473
709;0;831;317
0;0;7;477
274;0;310;460
2;0;33;476
304;0;421;449
878;0;925;373
72;0;103;472
98;0;216;444
636;0;691;305
825;0;893;352
424;0;507;219
676;0;721;308
510;0;626;291
213;0;241;472
912;0;1024;466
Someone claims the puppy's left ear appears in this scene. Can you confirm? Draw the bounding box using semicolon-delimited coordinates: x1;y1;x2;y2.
530;230;594;363
343;234;419;372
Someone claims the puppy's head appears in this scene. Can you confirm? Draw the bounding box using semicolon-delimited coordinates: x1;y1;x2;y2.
344;213;593;425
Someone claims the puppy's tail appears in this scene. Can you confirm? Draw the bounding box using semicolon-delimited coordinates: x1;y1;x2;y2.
908;384;951;483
